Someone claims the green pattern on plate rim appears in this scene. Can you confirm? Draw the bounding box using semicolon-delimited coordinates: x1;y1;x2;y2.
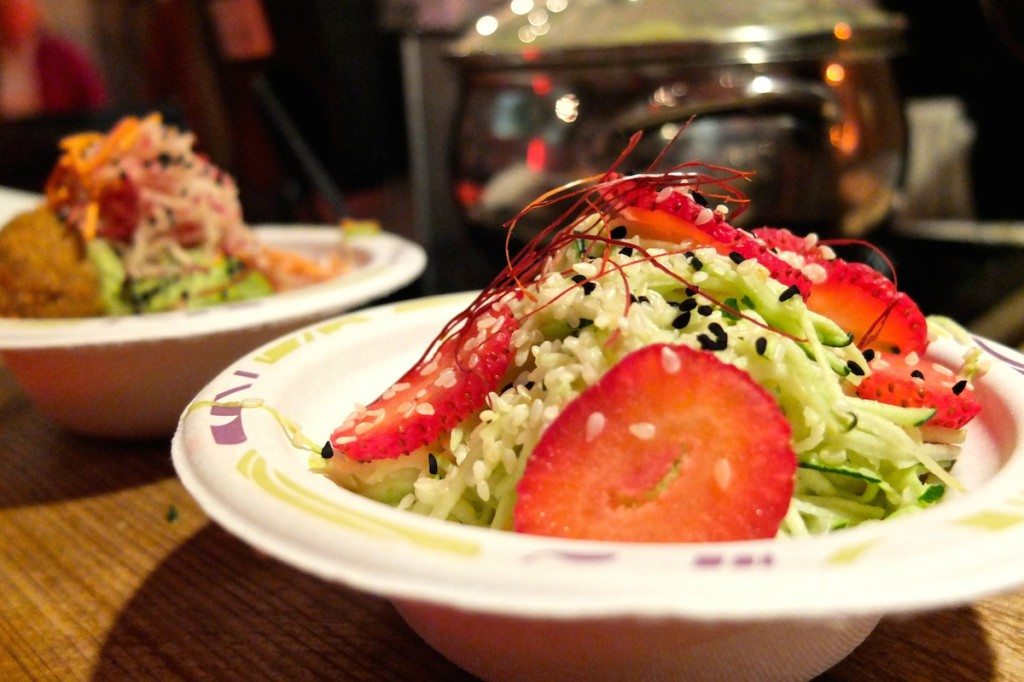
236;449;480;556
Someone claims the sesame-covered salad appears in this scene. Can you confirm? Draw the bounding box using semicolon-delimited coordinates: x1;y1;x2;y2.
321;147;985;543
0;113;356;318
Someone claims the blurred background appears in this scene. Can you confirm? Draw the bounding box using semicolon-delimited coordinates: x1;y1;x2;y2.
2;0;1024;341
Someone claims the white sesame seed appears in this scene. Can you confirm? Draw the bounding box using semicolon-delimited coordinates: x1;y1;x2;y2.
714;458;733;491
692;271;709;283
472;460;487;481
468;353;480;369
694;207;714;225
660;346;681;374
354;421;373;435
415;389;427;399
629;422;657;440
714;204;729;215
803;263;827;284
397;401;412;414
414;403;435;416
655;186;677;202
333;435;356;446
419;360;439;376
931;363;954;376
476;479;491;502
434;369;458;388
905;352;920;367
585;411;606;442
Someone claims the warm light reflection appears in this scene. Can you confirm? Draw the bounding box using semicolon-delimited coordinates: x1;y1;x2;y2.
528;9;548;26
829;122;860;155
475;15;498;36
652;86;676;106
518;26;536;43
531;74;552;96
833;22;852;40
526;137;548;171
546;0;567;11
742;46;768;64
750;75;772;94
659;122;680;140
531;22;550;36
555;93;579;122
825;63;846;84
510;0;534;15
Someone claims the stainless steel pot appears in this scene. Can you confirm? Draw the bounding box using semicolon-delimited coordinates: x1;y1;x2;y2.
448;0;907;239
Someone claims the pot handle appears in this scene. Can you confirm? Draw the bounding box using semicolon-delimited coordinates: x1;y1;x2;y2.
611;77;842;135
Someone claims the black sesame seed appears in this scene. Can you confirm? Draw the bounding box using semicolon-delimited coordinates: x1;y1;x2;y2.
571;274;586;284
620;246;634;257
638;295;650;304
689;256;703;270
672;311;691;329
755;337;767;356
679;298;697;312
728;251;745;264
320;441;334;459
685;286;698;297
697;305;713;316
524;381;535;390
952;379;968;395
684;250;694;258
697;322;728;351
501;383;513;393
910;369;925;380
778;284;801;302
610;225;628;239
692;191;709;207
428;453;438;475
582;282;596;295
157;152;172;166
847;360;865;376
863;349;876;362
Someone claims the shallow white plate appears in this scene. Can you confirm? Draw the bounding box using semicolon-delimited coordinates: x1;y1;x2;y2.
0;224;425;437
172;292;1024;679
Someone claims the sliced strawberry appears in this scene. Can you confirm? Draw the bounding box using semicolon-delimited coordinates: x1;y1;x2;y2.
329;302;518;461
514;344;796;543
857;352;981;429
615;195;811;297
804;259;928;356
752;226;832;266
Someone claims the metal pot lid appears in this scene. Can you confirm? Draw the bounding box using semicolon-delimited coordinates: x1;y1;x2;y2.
450;0;905;69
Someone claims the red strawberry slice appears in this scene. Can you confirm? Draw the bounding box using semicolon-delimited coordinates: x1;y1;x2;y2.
857;352;981;429
514;344;796;542
329;302;518;461
752;226;833;266
804;259;928;356
615;195;812;297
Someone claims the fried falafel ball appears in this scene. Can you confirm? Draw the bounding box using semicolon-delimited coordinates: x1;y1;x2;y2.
0;207;104;318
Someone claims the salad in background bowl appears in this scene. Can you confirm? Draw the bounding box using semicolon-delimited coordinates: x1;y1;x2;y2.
173;137;1024;679
0;114;427;438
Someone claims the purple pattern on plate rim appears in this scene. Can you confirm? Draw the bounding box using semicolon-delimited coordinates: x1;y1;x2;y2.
209;370;259;445
973;336;1024;374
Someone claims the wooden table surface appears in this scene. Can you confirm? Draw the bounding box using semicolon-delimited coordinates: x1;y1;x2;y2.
1;363;1023;682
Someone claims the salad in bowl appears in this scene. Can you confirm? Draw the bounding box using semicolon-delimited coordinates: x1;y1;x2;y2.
321;140;983;542
0;113;358;318
174;134;1023;681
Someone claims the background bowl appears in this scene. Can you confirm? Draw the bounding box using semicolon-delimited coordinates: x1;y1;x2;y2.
0;225;426;438
172;294;1024;680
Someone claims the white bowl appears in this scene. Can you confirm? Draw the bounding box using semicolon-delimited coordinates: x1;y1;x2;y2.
171;292;1024;680
0;226;426;438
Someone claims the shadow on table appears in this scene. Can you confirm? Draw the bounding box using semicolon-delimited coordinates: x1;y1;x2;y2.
0;370;173;508
817;604;995;680
92;523;478;681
